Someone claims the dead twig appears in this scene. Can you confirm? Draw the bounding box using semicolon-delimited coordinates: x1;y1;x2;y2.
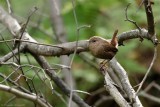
125;3;141;31
124;3;143;41
136;47;157;94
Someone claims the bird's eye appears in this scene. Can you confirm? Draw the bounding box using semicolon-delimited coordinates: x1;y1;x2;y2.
92;40;96;42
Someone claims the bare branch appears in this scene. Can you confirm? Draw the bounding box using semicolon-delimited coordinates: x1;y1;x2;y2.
0;3;159;107
144;0;155;35
139;91;160;104
0;73;31;94
0;3;156;57
0;84;52;107
26;39;89;57
144;0;158;45
0;46;25;63
109;58;143;107
136;47;157;94
117;29;148;45
125;4;141;32
107;67;123;90
32;54;91;107
144;81;156;92
70;0;80;69
0;5;90;107
0;4;158;57
100;66;130;107
6;0;12;14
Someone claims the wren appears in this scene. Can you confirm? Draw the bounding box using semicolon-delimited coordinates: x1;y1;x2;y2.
88;30;118;60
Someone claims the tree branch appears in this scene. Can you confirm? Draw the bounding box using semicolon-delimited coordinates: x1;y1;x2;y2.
101;66;131;107
0;84;51;107
0;5;90;107
109;58;143;107
0;46;25;63
32;54;90;107
139;91;160;104
0;5;158;58
0;73;31;94
144;0;158;45
144;0;155;35
117;29;148;45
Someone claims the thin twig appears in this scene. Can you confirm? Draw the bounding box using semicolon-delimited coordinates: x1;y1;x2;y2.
4;96;16;106
124;3;144;42
72;90;91;95
32;55;90;107
136;0;145;13
70;0;79;67
136;47;157;94
15;7;38;93
77;25;91;31
0;73;31;94
0;47;24;63
6;0;12;14
0;6;90;107
0;84;52;107
0;34;19;62
17;7;38;62
144;81;160;92
68;1;78;106
139;91;160;104
125;3;141;32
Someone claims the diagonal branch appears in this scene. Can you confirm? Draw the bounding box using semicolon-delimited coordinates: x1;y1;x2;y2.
0;46;25;63
109;58;143;107
0;84;52;107
0;5;90;107
32;54;90;107
136;47;157;94
100;65;131;107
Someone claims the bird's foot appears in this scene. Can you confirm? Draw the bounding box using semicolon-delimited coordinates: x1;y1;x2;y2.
99;60;109;75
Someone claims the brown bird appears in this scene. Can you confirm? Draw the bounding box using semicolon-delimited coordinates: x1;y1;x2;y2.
88;30;118;60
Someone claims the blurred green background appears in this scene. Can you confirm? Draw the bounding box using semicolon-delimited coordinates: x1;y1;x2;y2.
0;0;160;107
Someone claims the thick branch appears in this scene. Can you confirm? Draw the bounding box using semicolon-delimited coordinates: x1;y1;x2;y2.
32;54;90;107
0;5;158;58
0;7;36;42
109;58;143;107
143;0;158;45
102;67;130;107
0;5;90;107
144;0;155;35
27;40;89;56
117;29;149;45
